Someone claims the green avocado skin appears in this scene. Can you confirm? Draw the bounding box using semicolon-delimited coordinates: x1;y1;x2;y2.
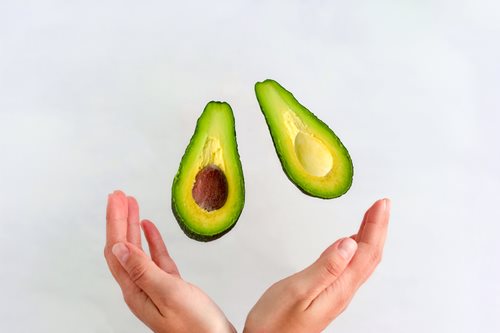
254;79;354;199
171;101;245;242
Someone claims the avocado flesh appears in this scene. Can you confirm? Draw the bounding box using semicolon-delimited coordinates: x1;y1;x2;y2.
255;79;353;199
172;101;245;241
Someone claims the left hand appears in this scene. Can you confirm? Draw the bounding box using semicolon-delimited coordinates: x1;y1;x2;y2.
104;190;236;333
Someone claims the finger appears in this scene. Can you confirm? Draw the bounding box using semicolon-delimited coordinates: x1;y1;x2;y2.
310;199;391;315
353;208;370;242
105;191;141;302
141;220;180;277
112;241;176;306
105;196;165;329
106;190;129;245
342;199;390;285
298;237;358;300
357;198;391;248
127;196;142;249
105;190;130;282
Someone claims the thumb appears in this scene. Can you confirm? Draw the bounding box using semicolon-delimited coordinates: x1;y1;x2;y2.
300;238;358;298
112;242;174;301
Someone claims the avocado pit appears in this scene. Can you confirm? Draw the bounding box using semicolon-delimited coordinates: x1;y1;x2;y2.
192;164;228;211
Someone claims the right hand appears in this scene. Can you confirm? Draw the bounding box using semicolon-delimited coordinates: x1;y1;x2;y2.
244;199;391;333
104;190;236;333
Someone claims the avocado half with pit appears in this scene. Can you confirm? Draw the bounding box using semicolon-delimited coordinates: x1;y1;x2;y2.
172;101;245;241
255;79;353;199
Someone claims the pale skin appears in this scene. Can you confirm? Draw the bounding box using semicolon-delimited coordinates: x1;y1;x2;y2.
104;190;391;333
104;190;236;333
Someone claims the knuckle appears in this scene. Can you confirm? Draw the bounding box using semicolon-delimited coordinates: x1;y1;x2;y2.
369;247;383;265
324;258;343;278
128;262;148;283
122;291;134;307
103;246;112;261
122;292;140;316
337;290;352;309
336;298;351;316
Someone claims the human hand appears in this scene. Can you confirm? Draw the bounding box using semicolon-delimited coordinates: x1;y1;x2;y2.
104;190;236;333
244;199;391;333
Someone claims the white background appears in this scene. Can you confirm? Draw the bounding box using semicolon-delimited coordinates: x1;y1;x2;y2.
1;1;499;332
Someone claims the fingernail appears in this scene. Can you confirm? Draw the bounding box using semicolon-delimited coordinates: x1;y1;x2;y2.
112;243;129;265
385;198;392;212
338;238;357;260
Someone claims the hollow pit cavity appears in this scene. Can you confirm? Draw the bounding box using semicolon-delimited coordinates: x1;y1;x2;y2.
294;131;333;177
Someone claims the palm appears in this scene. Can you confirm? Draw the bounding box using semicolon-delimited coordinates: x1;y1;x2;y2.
162;277;230;331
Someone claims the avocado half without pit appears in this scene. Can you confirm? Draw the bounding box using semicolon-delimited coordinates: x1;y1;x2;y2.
255;79;353;199
172;101;245;241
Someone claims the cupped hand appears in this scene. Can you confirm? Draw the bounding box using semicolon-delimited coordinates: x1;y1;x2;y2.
104;190;236;333
244;199;391;333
